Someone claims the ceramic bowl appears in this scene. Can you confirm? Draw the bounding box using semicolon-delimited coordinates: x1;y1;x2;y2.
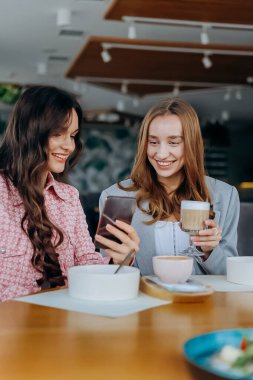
152;255;193;284
227;256;253;285
68;265;140;301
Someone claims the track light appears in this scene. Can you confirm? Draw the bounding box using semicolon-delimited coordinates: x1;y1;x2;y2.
200;25;210;45
101;48;111;63
128;23;137;39
37;62;47;75
202;52;212;69
120;82;128;94
56;8;71;27
172;83;180;96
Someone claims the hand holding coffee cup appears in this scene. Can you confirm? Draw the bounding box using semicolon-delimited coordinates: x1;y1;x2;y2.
191;219;222;257
152;256;193;284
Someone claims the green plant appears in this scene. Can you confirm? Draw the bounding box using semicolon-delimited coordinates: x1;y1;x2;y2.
0;84;22;104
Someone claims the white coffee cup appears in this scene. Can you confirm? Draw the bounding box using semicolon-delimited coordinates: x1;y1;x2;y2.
152;256;193;284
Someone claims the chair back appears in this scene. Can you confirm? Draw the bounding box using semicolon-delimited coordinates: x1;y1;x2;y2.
238;202;253;256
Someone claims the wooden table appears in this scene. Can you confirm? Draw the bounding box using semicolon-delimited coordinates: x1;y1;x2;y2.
1;291;253;380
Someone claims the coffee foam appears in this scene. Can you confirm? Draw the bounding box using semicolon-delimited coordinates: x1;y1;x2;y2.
181;200;210;210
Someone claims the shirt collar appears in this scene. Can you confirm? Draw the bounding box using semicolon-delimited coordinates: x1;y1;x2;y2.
44;172;67;201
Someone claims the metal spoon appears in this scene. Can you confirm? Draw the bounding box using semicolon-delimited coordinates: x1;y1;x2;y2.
113;250;134;274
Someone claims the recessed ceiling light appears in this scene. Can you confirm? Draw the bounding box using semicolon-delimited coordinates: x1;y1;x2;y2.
56;8;71;28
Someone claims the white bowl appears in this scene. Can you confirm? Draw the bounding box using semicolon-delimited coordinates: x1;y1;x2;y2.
152;255;193;284
68;265;140;301
227;257;253;285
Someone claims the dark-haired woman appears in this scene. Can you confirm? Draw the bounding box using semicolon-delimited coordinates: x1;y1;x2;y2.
100;97;239;276
0;86;139;301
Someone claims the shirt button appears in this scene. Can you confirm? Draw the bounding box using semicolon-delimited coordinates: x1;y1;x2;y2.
0;247;6;253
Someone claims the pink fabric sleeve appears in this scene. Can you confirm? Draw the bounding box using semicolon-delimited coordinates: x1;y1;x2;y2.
0;285;40;302
73;198;110;266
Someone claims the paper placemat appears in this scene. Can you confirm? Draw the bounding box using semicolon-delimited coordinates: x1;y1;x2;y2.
15;289;171;318
192;275;253;292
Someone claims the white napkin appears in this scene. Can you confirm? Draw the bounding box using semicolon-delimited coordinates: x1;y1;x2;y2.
15;288;171;318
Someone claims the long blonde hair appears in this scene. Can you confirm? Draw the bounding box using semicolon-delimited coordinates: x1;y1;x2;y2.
119;97;211;223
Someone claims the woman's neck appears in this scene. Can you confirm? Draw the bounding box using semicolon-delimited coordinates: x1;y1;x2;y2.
158;171;184;195
41;171;49;189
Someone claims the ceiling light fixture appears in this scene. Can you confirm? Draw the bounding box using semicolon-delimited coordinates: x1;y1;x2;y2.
122;16;253;31
202;52;213;69
101;48;111;63
101;42;253;57
56;8;71;27
83;76;228;90
200;24;210;45
128;23;137;39
172;83;180;96
120;81;128;94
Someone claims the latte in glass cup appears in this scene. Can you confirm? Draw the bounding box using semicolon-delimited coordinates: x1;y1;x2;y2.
181;200;210;234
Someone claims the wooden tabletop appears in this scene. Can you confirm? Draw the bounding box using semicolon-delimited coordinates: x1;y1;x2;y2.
1;291;253;380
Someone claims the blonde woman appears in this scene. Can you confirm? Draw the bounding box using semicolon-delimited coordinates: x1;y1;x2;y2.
100;98;239;275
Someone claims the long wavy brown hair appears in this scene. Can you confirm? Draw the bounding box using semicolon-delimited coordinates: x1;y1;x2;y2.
0;86;83;287
119;97;211;223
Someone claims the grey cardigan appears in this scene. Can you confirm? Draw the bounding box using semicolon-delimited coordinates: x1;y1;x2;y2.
99;177;240;275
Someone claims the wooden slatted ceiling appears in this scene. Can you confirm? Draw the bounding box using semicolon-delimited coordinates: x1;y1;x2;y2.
105;0;253;25
65;36;253;96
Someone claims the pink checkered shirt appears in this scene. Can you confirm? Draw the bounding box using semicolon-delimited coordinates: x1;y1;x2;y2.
0;173;109;301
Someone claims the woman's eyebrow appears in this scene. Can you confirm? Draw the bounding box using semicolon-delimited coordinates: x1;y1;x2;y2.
148;134;182;139
168;135;183;139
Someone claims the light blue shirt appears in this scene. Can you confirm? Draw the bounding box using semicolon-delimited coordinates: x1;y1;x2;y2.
100;176;240;276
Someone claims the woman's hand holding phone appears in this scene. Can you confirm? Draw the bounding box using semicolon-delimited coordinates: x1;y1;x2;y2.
95;220;140;264
94;196;139;264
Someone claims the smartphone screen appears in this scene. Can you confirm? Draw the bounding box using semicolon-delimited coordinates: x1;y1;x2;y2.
94;196;136;250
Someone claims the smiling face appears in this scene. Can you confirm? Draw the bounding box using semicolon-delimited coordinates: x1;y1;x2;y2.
147;114;185;188
44;108;79;182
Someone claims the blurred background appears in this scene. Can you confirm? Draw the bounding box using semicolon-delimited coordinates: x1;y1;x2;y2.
0;0;253;237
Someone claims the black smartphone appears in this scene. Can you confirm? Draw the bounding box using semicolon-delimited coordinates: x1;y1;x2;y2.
94;196;136;250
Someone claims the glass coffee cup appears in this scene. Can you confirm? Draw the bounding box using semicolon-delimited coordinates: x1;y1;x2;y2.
180;200;210;258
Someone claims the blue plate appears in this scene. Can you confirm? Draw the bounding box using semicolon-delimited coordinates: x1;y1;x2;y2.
183;328;253;380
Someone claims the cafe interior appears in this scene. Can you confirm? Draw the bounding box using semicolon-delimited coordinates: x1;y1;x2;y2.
1;1;253;379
